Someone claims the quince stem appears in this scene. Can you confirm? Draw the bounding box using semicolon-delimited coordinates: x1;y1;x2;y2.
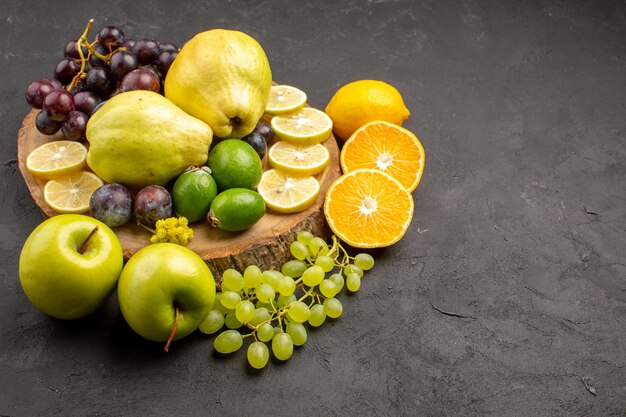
164;306;180;353
78;226;99;254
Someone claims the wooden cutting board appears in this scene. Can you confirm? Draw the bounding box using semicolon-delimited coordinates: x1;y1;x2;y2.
17;108;341;277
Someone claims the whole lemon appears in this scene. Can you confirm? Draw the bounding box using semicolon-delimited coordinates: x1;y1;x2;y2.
325;80;410;141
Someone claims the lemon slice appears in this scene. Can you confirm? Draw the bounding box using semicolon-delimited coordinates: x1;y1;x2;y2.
268;141;330;176
44;171;104;214
26;140;88;180
257;169;320;214
270;107;333;145
265;85;307;115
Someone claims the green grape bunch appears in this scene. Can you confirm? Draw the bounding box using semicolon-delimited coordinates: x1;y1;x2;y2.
198;231;375;369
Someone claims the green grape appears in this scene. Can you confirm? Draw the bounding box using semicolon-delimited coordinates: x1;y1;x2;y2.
243;265;262;289
214;329;243;354
287;301;310;323
256;283;275;303
308;304;326;327
272;332;294;361
273;326;284;336
354;253;375;271
290;241;309;260
224;311;243;329
302;265;325;287
222;268;244;292
220;290;242;309
314;255;335;272
250;307;271;326
323;297;343;319
277;293;297;308
261;269;283;290
235;300;255;323
308;237;329;257
286;322;307;346
277;276;296;296
199;309;225;334
255;300;273;311
247;341;270;369
346;272;361;292
257;322;274;342
296;230;313;245
281;259;307;278
213;292;231;314
329;273;345;291
319;279;339;298
343;264;363;278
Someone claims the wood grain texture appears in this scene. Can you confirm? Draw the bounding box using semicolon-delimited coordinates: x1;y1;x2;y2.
17;108;341;277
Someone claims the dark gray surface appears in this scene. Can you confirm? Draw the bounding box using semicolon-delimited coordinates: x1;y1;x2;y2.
1;1;625;416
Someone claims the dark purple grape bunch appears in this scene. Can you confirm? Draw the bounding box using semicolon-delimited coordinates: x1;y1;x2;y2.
240;122;275;160
25;19;180;141
89;182;173;228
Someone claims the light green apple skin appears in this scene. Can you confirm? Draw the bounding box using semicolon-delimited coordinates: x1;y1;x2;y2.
19;214;124;320
117;243;216;342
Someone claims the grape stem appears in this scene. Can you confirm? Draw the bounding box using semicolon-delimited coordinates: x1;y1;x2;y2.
67;18;108;91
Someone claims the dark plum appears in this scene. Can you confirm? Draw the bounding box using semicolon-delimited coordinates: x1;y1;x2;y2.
133;185;172;227
61;111;89;141
132;39;160;65
54;57;81;85
97;26;125;50
35;110;62;135
253;121;275;143
241;132;267;160
119;67;160;93
73;91;102;116
25;80;55;109
43;89;75;121
109;50;139;80
90;183;133;227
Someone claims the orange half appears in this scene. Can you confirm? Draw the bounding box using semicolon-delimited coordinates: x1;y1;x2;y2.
324;169;414;248
340;121;425;192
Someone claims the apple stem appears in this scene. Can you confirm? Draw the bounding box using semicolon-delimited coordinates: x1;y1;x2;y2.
78;226;99;254
164;306;180;353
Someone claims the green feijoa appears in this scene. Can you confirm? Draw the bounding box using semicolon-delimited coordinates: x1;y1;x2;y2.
171;167;218;222
208;188;266;232
208;139;263;191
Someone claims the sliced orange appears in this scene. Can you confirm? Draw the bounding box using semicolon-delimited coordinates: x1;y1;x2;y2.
324;169;414;248
340;121;425;192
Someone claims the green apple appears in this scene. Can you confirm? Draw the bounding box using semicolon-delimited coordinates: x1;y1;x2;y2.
117;243;216;346
19;214;124;319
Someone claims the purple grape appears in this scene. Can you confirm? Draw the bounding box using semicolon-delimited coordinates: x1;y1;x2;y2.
133;185;172;227
97;26;125;50
122;39;136;51
73;91;101;116
43;89;75;121
109;50;139;80
158;43;179;53
25;80;55;109
61;111;89;141
54;57;81;85
120;67;160;93
35;110;62;135
89;183;133;227
43;78;63;90
132;39;160;65
64;40;89;59
68;79;88;95
155;51;177;77
252;122;275;143
89;43;109;68
241;132;267;159
86;67;114;98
